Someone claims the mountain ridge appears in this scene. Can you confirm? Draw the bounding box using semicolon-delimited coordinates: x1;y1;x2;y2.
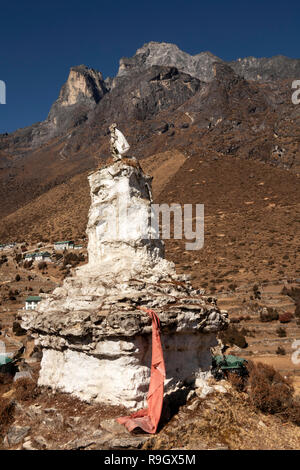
0;42;299;270
118;41;300;83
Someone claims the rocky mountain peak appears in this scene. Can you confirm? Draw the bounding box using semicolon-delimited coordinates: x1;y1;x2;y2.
117;41;223;82
44;65;108;137
118;41;300;84
56;65;107;107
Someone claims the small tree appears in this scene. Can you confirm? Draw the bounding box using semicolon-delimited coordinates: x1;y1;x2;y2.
276;346;286;355
253;284;261;300
24;260;33;269
276;327;287;338
38;261;47;271
15;253;22;264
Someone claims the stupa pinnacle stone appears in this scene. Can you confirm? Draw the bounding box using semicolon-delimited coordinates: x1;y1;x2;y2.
79;157;173;278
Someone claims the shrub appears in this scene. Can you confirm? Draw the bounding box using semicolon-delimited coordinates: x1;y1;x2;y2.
38;261;47;271
219;325;248;349
247;362;293;415
228;283;238;291
253;284;261;300
0;255;8;266
282;287;300;322
15;253;22;264
15;274;21;282
276;346;286;355
276;327;287;338
8;290;16;301
13;321;27;336
227;372;246;392
24;260;33;269
282;287;300;304
279;312;293;323
63;252;84;268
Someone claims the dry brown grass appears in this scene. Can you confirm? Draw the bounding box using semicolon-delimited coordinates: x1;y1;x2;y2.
0;399;15;444
227;372;246;392
144;385;300;450
285;397;300;426
14;378;40;402
0;372;13;386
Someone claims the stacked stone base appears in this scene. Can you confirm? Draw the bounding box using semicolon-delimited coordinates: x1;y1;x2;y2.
37;330;217;409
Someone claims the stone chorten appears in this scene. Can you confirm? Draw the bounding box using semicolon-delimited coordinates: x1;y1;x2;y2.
22;156;228;409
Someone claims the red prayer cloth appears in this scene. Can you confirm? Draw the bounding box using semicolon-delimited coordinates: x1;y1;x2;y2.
116;307;166;434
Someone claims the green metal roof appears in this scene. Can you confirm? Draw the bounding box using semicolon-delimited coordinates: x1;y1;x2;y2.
26;296;42;302
213;355;247;370
54;241;74;245
0;354;13;366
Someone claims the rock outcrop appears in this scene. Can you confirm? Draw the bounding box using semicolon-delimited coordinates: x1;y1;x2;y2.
32;65;108;145
91;65;201;123
55;65;107;107
22;157;228;409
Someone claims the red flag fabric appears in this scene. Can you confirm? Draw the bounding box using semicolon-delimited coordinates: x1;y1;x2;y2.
116;307;166;434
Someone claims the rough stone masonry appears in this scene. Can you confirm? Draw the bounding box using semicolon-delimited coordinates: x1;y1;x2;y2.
22;156;229;409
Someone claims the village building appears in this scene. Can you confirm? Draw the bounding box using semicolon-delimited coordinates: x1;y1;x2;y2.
25;253;36;261
0;243;16;251
25;296;42;310
74;245;83;250
54;241;74;251
25;252;52;263
34;251;52;263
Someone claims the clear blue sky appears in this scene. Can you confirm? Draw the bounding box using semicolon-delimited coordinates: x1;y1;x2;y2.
0;0;299;134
